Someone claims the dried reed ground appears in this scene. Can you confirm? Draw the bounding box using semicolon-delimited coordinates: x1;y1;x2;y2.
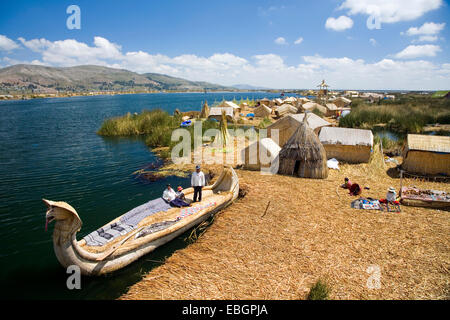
121;150;449;300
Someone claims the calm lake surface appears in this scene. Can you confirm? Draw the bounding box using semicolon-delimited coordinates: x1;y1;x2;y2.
0;92;280;299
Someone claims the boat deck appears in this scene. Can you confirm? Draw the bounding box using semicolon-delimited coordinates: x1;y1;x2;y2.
79;189;232;254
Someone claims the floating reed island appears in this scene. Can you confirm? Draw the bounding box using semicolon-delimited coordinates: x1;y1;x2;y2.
93;92;450;299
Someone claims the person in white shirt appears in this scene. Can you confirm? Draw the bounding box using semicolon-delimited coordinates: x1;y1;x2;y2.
162;184;190;207
162;184;177;202
191;165;206;202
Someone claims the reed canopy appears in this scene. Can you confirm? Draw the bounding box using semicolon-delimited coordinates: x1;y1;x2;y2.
278;116;328;179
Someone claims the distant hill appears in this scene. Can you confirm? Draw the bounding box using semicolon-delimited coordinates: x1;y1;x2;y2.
0;64;234;94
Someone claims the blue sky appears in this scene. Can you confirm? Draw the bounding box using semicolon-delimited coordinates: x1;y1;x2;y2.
0;0;449;89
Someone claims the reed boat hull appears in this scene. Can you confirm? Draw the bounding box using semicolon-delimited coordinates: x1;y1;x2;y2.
44;166;239;275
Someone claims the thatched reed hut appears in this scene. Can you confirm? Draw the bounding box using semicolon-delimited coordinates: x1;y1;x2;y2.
200;101;210;118
257;98;271;107
241;138;281;171
300;102;327;115
402;134;450;176
254;104;272;118
267;113;331;147
275;104;298;117
334;97;352;108
319;127;373;163
218;101;240;112
283;97;297;105
278;116;328;179
208;107;234;122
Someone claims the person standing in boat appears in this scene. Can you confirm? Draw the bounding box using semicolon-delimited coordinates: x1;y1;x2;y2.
191;165;206;202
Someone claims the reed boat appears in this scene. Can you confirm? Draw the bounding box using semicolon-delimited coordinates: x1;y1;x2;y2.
43;166;239;276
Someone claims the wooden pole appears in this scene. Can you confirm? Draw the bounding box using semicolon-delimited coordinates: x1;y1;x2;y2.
399;170;403;197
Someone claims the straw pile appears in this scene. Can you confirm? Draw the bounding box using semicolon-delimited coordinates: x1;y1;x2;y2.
120;145;449;300
200;101;210;118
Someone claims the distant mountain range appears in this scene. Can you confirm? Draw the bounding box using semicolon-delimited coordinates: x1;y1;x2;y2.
0;64;240;94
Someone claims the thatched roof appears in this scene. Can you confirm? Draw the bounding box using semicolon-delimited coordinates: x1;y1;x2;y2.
406;134;450;153
289;113;331;131
325;103;338;111
278;116;328;179
319;127;373;147
275;104;297;117
209;107;234;117
219;101;240;110
254;104;272;117
301;102;327;114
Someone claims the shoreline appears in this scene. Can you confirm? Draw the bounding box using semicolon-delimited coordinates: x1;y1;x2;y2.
0;89;260;102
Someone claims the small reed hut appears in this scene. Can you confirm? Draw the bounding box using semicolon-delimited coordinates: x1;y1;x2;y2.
275;104;298;117
278;115;328;179
254;104;272;118
402;134;450;176
319;127;373;163
208;107;234;122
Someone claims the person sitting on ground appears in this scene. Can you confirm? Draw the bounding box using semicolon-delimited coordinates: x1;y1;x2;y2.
380;187;399;204
162;184;189;207
341;177;362;196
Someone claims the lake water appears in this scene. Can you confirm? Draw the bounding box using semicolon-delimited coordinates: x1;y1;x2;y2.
0;92;280;299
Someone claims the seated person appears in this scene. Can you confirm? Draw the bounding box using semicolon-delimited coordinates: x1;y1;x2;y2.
162;184;189;207
341;177;362;196
176;186;186;200
380;187;399;204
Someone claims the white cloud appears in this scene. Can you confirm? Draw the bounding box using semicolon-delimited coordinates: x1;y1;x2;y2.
0;35;20;51
325;16;354;31
369;38;377;46
17;37;52;52
3;35;450;90
406;22;445;36
294;37;304;45
395;44;442;59
339;0;443;23
274;37;287;45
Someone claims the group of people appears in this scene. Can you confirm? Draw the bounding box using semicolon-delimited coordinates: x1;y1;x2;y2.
162;165;206;207
342;177;399;204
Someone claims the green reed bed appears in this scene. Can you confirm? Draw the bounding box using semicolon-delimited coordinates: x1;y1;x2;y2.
98;109;221;157
339;101;450;133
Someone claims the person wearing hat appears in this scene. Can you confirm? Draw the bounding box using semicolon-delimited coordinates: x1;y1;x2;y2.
163;184;189;207
386;187;397;202
191;165;205;202
176;186;186;201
